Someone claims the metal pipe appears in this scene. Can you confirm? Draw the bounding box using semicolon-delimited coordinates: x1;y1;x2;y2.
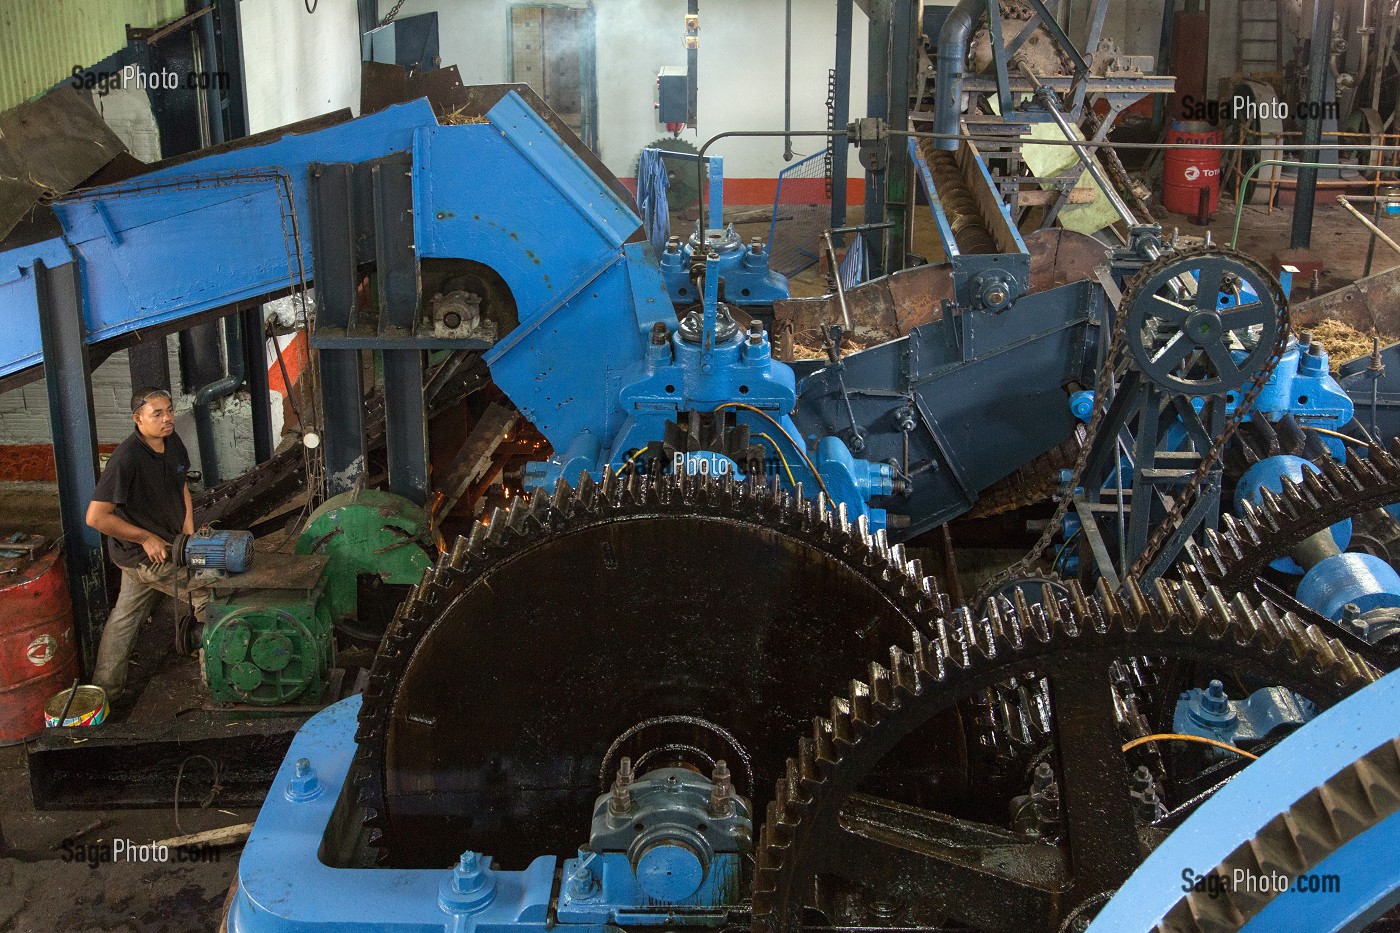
783;0;794;161
822;229;853;330
1022;64;1138;227
192;314;246;488
196;0;224;146
932;0;982;152
1338;196;1400;260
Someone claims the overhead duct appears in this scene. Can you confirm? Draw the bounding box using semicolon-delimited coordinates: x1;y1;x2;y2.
933;0;981;151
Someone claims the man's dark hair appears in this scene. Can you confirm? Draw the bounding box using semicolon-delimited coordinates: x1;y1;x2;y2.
131;387;172;414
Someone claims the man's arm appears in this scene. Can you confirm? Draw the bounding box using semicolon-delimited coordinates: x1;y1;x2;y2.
182;485;195;536
86;501;170;564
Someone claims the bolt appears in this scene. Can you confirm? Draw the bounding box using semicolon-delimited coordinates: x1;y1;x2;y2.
286;757;322;802
749;237;764;254
1341;603;1363;629
708;759;735;817
568;865;599;899
749;319;764;345
707;250;721;262
651;321;670;345
1370;337;1384;373
1031;762;1054;792
1299;330;1314;347
453;851;485;893
666;236;681;254
1129;765;1153;793
609;757;635;815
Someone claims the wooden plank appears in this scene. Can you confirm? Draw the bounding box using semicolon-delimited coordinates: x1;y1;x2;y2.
436;403;521;518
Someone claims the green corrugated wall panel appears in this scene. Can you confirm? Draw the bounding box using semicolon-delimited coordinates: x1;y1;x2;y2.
0;0;189;112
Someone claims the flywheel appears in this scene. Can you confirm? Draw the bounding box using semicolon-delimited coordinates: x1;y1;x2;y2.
353;470;949;868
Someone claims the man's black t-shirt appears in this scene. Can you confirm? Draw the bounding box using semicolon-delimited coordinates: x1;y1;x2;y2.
92;431;191;568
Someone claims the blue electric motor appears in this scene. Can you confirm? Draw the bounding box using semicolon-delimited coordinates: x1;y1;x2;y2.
177;528;254;574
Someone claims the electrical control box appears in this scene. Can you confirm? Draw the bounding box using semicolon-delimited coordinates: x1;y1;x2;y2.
657;66;688;126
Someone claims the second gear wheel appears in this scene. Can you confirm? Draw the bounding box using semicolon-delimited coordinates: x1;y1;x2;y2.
1123;247;1285;397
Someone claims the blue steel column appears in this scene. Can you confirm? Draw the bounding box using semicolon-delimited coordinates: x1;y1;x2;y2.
831;0;853;237
35;259;107;676
309;163;367;496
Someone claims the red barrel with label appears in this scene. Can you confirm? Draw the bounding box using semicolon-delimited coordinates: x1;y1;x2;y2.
1163;121;1223;215
0;539;79;745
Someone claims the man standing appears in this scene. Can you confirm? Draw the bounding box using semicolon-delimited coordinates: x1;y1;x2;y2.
86;387;209;700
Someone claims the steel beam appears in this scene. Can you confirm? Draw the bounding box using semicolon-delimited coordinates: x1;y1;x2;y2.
35;259;107;677
126;334;170;392
241;305;274;463
382;350;429;505
1292;0;1336;249
865;0;891;274
310;163;367;495
832;0;854;237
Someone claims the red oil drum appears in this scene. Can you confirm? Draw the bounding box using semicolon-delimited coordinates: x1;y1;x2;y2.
1163;121;1223;215
0;539;78;745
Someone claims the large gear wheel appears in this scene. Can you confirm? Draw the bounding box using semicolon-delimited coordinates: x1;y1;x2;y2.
749;576;1379;933
1123;247;1286;397
353;470;950;869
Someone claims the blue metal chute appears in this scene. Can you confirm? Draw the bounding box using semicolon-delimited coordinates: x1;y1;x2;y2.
636;146;671;254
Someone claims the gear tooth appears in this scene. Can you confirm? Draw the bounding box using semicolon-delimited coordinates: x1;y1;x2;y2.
1280;476;1308;513
1177;580;1209;633
829;697;854;746
576;469;597;500
1301;467;1330;501
1121;576;1148;628
847;679;874;727
1068;578;1091;620
1258;485;1284;522
449;535;471;570
888;644;918;695
797;736;822;785
811;717;837;765
1040;583;1063;627
868;661;896;708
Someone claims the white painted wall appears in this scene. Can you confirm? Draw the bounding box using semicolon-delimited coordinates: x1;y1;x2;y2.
241;0;363;133
377;0;868;180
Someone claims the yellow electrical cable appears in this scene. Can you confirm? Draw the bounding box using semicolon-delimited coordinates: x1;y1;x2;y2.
1304;425;1370;449
755;432;797;487
1121;732;1259;761
621;447;648;471
712;402;832;498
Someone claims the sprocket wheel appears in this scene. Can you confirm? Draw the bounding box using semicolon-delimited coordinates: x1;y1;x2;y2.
1123;247;1286;397
750;577;1379;933
635;137;702;214
353;470;953;869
